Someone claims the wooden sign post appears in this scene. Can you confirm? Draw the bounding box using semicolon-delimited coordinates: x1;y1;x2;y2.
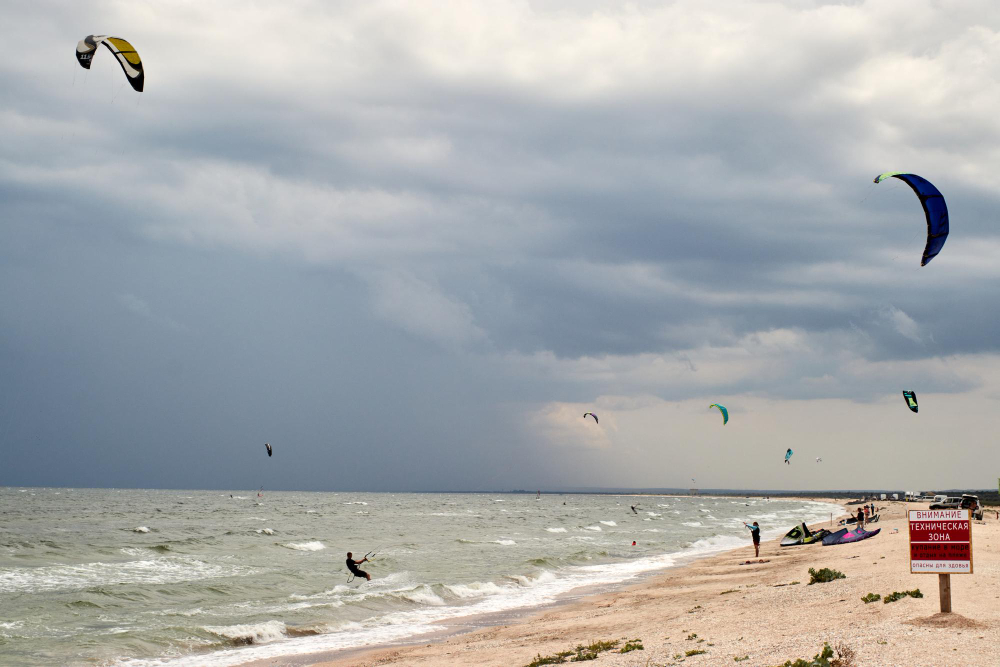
908;509;972;613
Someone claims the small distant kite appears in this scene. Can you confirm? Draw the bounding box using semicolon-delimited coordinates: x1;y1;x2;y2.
583;412;599;424
709;404;728;425
815;457;823;463
784;448;794;465
902;390;918;413
873;172;949;266
75;35;145;92
264;443;273;457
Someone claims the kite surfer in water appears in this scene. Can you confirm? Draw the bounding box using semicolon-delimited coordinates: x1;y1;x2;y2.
346;551;371;581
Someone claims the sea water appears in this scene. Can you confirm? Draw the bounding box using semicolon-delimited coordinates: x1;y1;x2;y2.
0;488;839;666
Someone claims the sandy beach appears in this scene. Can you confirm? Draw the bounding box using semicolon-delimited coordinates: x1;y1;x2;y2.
281;499;1000;667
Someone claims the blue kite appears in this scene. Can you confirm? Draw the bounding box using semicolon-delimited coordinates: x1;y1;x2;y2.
873;172;949;266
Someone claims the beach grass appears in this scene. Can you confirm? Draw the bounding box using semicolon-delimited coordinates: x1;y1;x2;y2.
770;642;856;667
807;567;845;584
620;638;643;653
882;589;922;604
524;639;621;665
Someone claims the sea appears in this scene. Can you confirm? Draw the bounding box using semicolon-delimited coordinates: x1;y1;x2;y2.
0;488;840;666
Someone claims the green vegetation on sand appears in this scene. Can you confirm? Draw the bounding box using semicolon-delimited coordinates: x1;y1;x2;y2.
808;567;846;585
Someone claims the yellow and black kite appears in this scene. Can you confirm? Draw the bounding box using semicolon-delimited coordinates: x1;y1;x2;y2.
75;35;144;92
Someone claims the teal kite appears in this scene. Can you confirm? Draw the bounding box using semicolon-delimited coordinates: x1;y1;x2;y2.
709;404;728;425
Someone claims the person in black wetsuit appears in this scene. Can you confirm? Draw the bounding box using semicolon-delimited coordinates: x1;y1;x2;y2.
346;551;371;581
743;521;761;557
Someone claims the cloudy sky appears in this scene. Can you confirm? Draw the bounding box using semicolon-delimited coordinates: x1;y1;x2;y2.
2;0;1000;492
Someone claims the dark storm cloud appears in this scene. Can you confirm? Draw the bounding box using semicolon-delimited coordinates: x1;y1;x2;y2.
4;0;1000;490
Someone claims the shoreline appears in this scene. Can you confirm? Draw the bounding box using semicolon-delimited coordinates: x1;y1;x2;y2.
234;496;847;667
269;499;1000;667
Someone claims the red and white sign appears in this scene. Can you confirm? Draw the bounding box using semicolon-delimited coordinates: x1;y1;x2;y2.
908;509;973;574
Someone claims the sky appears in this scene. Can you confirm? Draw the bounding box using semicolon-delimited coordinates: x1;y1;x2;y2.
2;0;1000;492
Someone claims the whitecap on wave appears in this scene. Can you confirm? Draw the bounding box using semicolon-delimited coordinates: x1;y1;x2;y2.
0;557;248;594
133;526;150;533
599;521;616;527
445;581;504;598
255;528;274;535
545;527;567;533
397;585;446;606
282;541;325;552
203;620;287;645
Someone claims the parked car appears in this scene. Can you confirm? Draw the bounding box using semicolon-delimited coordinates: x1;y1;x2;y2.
962;494;985;520
929;496;961;509
929;494;983;520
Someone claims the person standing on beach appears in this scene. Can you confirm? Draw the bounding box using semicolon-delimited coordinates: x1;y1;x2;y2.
743;521;761;557
346;552;371;581
856;507;865;530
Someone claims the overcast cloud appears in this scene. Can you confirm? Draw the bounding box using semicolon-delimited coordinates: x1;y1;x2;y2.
3;0;1000;492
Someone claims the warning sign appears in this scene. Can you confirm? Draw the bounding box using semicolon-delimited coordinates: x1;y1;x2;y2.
908;509;973;574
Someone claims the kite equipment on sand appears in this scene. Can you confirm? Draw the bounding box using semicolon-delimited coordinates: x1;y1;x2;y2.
873;172;949;266
583;412;598;424
902;390;918;413
780;522;831;546
784;448;793;465
823;527;880;545
709;404;728;425
75;35;145;92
